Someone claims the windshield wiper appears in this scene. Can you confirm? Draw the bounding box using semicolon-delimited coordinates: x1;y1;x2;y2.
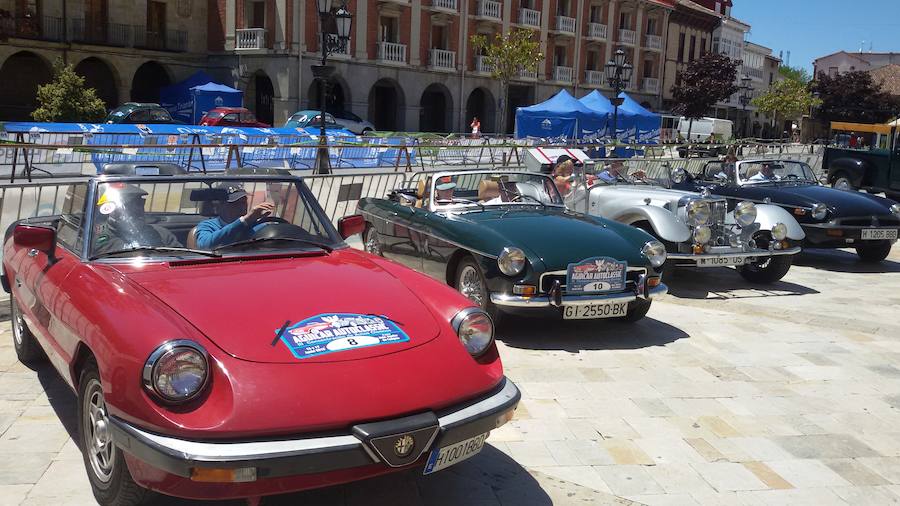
214;237;334;253
90;246;222;260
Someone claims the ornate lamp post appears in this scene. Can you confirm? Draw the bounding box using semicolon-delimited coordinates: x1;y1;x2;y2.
739;74;752;139
313;0;352;174
604;49;633;146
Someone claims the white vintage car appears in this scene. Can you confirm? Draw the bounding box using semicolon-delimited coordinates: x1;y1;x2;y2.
563;161;805;283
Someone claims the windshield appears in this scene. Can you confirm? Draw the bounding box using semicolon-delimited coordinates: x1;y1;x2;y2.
419;172;564;210
738;161;818;185
89;178;340;259
581;161;657;186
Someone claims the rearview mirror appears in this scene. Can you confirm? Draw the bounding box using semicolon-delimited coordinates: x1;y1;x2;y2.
13;224;56;258
337;215;366;239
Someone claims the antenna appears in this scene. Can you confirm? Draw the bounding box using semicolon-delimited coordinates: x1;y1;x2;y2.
786;51;791;66
860;40;865;53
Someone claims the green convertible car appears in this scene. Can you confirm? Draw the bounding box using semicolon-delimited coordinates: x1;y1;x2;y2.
354;170;669;323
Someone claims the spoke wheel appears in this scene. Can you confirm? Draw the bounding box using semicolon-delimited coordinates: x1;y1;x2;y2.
10;293;43;364
363;226;383;256
458;264;487;309
83;379;114;483
832;174;854;191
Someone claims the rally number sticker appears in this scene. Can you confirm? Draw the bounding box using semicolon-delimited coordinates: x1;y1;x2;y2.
278;313;408;360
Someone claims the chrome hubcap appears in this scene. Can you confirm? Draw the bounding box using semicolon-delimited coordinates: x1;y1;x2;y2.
12;301;24;347
835;179;852;191
84;380;114;482
365;230;382;255
458;265;486;308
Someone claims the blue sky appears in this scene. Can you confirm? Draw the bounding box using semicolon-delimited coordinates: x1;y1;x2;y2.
732;0;900;72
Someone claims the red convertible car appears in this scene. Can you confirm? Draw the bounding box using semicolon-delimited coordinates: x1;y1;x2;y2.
2;171;519;505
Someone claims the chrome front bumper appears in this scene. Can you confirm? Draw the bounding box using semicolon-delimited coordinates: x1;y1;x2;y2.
667;246;801;261
490;283;668;308
109;378;520;479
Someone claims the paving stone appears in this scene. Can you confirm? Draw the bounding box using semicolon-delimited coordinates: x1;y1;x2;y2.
690;462;767;492
823;458;891;486
594;465;665;496
741;462;793;490
773;434;880;459
828;485;900;505
764;459;851;488
644;464;717;495
0;452;55;485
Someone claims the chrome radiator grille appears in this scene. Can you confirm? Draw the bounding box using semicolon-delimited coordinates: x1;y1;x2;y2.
708;199;729;246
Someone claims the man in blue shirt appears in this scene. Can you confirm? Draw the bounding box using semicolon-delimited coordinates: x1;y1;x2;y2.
195;183;275;249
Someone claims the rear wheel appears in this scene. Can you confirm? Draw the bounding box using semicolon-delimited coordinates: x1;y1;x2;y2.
78;360;154;506
832;173;855;191
363;225;383;256
856;241;893;262
10;292;44;364
455;257;503;324
623;299;652;323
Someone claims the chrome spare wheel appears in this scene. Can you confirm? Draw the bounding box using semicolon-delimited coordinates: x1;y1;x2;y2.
364;228;382;256
83;378;115;483
458;264;487;308
11;299;24;347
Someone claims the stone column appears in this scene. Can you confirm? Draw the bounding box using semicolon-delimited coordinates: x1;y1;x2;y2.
225;0;236;51
411;2;422;66
604;0;617;65
355;0;368;60
633;2;644;91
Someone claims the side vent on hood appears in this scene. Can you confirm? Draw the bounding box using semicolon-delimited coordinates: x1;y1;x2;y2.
170;253;318;268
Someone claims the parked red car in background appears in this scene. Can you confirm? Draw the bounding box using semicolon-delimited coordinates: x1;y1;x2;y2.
199;107;270;127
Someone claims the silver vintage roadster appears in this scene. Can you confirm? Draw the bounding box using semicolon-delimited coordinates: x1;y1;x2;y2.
563;160;805;283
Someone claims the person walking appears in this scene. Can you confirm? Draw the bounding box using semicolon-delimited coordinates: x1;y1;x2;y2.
470;116;481;138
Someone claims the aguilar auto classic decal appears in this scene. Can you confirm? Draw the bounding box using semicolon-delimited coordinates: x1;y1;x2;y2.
277;313;409;359
566;257;627;293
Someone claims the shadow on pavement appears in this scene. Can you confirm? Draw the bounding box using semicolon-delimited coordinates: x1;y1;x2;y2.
497;315;689;352
35;361;79;441
664;267;819;300
794;248;900;273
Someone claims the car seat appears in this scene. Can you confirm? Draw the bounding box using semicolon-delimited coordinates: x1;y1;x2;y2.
416;178;430;208
744;166;761;179
478;180;501;202
515;182;545;203
186;201;219;249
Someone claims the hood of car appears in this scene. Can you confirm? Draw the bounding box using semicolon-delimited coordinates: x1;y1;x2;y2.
450;208;654;271
584;184;698;209
733;183;896;216
117;249;441;364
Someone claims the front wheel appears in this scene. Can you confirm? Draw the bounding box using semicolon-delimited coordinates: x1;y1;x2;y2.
10;292;44;364
739;255;793;283
455;257;503;324
78;360;154;506
623;299;652;323
832;173;855;191
856;241;893;262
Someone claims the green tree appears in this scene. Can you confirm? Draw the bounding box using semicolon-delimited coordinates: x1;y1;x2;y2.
31;59;107;123
470;30;543;135
752;79;821;131
812;70;899;124
778;65;812;84
671;52;740;140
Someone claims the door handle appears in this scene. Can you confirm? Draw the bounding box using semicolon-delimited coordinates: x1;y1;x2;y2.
27;249;39;257
15;277;22;288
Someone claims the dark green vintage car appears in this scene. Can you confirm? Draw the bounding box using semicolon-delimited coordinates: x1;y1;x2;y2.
355;170;668;323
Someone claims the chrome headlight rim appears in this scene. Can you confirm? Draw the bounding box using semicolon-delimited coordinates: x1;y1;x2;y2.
771;222;788;241
641;240;667;268
497;246;527;276
142;340;210;404
692;225;712;245
734;200;758;228
451;307;495;358
671;167;687;184
890;203;900;217
686;200;711;227
811;203;828;220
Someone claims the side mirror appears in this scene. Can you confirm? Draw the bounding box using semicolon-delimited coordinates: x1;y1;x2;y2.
337;215;366;240
13;224;56;257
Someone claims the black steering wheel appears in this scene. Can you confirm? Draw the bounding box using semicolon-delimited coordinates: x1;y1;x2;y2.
784;174;800;180
251;222;309;240
255;216;290;226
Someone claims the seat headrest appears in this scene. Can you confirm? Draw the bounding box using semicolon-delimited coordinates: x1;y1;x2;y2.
745;166;760;179
479;180;500;201
417;179;428;199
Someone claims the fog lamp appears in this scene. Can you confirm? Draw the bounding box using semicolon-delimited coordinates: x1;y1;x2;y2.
693;225;712;244
513;284;536;296
191;467;257;483
826;229;844;237
771;222;788;241
647;277;661;288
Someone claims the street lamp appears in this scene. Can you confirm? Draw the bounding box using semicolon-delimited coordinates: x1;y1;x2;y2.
739;74;752;139
312;0;352;174
604;49;633;148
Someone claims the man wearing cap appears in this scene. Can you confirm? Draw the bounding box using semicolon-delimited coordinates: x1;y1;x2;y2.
94;184;182;251
596;159;626;184
194;183;276;249
433;176;457;204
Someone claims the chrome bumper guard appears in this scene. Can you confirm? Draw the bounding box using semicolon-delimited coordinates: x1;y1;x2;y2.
667;246;801;261
490;283;668;308
109;378;520;480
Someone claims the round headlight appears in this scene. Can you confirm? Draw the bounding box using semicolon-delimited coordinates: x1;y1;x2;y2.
771;222;788;241
687;200;711;226
641;240;667;268
143;341;209;403
497;246;527;276
451;308;494;357
891;203;900;216
693;225;712;244
734;201;757;228
812;203;828;220
671;167;687;184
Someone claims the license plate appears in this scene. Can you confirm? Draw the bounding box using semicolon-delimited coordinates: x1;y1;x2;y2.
423;432;488;475
697;256;750;267
861;228;898;240
562;301;628;320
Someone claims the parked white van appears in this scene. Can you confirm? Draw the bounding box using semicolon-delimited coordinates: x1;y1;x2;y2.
676;117;733;142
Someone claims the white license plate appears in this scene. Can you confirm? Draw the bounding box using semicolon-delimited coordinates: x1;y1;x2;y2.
562;301;628;320
423;432;488;475
697;256;750;267
861;228;898;240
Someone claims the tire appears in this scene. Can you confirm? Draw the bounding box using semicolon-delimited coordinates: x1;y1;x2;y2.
623;299;651;323
363;225;383;256
739;254;793;283
856;241;893;263
362;128;373;135
454;256;503;324
78;360;154;506
832;173;855;191
10;292;44;364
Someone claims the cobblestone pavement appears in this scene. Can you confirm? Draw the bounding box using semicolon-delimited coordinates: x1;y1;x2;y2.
1;245;899;505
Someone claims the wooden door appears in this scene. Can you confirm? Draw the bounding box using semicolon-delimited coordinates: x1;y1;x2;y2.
147;1;166;49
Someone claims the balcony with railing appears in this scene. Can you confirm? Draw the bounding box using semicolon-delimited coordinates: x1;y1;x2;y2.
553;66;574;83
744;66;765;80
642;77;659;94
474;55;494;74
645;34;661;51
432;0;458;11
619;29;636;45
555;16;575;34
429;48;456;71
0;16;64;41
585;70;605;87
65;20;187;51
519;8;540;28
476;0;502;20
516;67;538;80
236;28;266;50
378;41;407;64
587;23;607;40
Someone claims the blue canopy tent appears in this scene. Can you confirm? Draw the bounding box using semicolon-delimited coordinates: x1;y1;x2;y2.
159;71;217;123
617;92;661;143
189;82;243;124
515;90;606;140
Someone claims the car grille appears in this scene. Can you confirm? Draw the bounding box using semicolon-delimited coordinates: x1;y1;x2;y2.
832;215;900;227
705;199;730;246
539;268;646;294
